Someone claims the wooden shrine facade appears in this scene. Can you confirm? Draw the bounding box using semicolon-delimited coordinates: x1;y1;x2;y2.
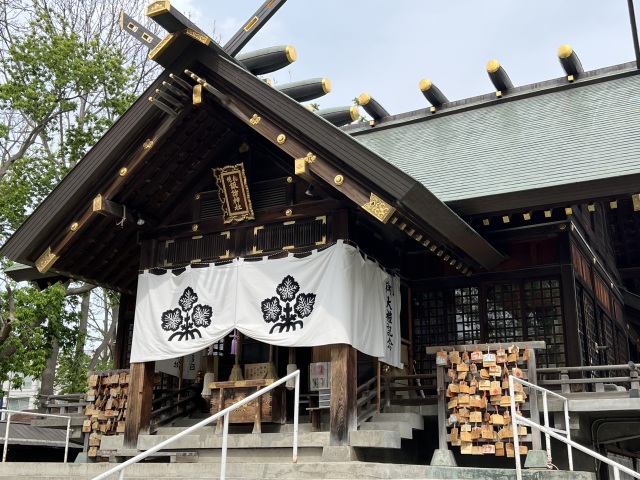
3;1;640;461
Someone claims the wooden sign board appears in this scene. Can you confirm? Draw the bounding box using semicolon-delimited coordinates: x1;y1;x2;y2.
212;163;254;224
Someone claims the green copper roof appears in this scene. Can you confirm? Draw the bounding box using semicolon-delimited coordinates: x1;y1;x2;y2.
351;66;640;205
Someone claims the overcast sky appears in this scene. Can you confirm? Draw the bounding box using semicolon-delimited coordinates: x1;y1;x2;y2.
166;1;637;115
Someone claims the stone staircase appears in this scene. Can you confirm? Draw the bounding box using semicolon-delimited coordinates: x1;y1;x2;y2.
0;408;597;479
94;408;426;464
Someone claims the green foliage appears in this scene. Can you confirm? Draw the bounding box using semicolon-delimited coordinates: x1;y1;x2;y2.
0;282;73;383
0;1;139;389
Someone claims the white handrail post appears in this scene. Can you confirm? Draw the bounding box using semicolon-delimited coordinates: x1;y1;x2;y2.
293;370;299;464
64;417;71;463
221;412;229;480
542;391;551;468
2;411;10;462
118;469;125;480
564;398;573;471
614;466;621;480
509;375;522;480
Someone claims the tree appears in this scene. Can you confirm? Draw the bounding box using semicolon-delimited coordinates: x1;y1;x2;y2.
0;0;159;394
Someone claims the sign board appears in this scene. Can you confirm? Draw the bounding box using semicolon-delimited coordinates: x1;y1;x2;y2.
212;163;255;223
309;362;331;391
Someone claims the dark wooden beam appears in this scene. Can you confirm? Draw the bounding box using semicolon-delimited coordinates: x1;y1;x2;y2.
329;344;357;446
120;11;160;49
223;0;288;57
146;1;207;36
447;173;640;217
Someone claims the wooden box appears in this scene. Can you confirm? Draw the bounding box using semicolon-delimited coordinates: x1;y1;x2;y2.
209;379;284;425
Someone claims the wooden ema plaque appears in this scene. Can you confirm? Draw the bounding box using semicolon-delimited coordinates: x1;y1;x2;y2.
209;379;285;433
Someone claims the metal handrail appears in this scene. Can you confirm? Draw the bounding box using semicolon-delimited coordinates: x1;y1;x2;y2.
91;369;300;480
0;409;72;463
508;376;640;480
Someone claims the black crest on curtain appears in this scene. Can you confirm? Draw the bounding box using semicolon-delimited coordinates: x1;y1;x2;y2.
161;287;213;341
261;275;316;334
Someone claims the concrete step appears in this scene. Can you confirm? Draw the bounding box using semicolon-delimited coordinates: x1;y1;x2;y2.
0;461;596;479
359;420;413;439
371;412;424;430
348;429;401;448
137;431;330;450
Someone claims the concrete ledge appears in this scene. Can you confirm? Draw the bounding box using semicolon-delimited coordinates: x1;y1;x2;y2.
525;450;548;469
430;449;457;466
321;446;357;462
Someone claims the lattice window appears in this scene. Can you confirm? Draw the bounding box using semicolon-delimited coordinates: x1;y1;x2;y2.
452;287;481;344
486;283;522;344
598;309;615;367
252;216;326;254
576;283;600;380
412;291;447;375
164;232;231;266
525;280;564;367
616;326;629;364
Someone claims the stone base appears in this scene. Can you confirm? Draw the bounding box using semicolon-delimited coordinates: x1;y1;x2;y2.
430;449;457;467
524;450;549;469
322;446;357;462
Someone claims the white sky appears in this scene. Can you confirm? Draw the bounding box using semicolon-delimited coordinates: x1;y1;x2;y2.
166;1;637;115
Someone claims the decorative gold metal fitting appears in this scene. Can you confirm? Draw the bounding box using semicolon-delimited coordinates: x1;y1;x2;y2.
482;218;490;226
564;207;573;215
143;139;154;149
192;224;199;232
361;193;396;224
36;247;59;274
239;142;250;153
184;28;211;46
285;209;293;216
559;224;567;230
610;200;618;209
567;75;574;82
430;106;436;113
277;134;286;144
294;152;317;175
436;250;444;257
70;222;79;232
193;84;202;105
633;194;640;211
587;204;596;212
523;212;531;221
119;167;128;177
334;175;344;185
249;114;261;125
93;194;103;211
286;176;293;183
195;194;201;200
496;90;502;98
422;239;430;247
429;245;437;252
443;254;450;261
502;215;510;223
146;1;169;16
544;209;552;218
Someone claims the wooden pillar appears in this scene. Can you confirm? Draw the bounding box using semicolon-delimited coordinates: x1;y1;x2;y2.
124;239;157;448
113;293;130;370
329;343;357;446
124;362;155;448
